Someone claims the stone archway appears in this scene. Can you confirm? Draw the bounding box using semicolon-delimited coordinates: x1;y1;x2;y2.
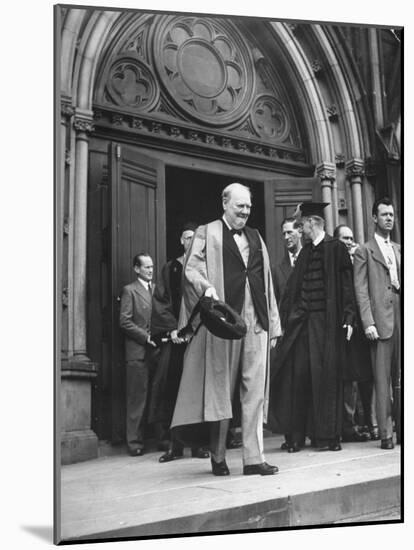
58;7;382;462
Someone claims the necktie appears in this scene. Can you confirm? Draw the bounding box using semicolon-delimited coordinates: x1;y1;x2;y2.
292;253;297;266
384;241;400;290
231;228;242;236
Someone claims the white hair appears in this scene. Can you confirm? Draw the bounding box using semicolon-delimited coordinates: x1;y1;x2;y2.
221;183;252;203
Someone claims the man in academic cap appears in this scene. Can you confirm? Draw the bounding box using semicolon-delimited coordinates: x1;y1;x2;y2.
269;202;356;452
171;183;281;476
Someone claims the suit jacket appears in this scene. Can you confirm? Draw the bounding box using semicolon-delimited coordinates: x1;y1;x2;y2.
272;254;293;306
119;279;153;361
353;237;401;339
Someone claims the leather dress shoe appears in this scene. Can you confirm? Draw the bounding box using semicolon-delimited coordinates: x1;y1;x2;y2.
159;449;183;463
211;457;230;476
328;439;342;451
287;442;301;453
381;437;394;450
370;427;380;441
191;447;210;458
128;448;144;457
243;462;279;476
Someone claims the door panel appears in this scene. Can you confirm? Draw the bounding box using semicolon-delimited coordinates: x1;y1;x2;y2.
264;177;320;268
109;143;165;443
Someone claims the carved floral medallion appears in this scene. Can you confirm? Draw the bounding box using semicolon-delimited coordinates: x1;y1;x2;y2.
152;16;255;126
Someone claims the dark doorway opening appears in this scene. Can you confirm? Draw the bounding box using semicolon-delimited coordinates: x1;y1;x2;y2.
165;166;265;260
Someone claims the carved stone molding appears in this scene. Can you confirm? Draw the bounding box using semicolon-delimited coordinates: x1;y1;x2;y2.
61;95;74;119
73;110;95;134
252;95;290;142
92;106;308;166
111;113;124;125
346;158;365;179
65;150;71;165
335;153;345;166
316;161;336;182
311;60;322;75
104;57;159;112
327;105;338;120
152;15;256;126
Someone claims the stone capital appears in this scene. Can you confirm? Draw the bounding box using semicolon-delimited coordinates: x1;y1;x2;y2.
61;95;74;119
73;108;95;134
316;161;336;182
345;158;365;179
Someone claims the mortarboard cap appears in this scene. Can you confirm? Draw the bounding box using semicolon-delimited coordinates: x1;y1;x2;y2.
292;201;329;219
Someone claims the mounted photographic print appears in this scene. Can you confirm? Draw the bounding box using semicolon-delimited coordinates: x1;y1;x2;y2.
55;2;402;544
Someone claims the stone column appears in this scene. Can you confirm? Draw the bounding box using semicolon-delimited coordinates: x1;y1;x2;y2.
72;108;94;360
346;158;365;245
316;161;336;234
60;107;98;464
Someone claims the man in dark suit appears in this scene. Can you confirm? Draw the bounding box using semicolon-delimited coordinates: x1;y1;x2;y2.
353;197;401;449
333;224;374;443
270;202;355;453
120;253;157;456
271;217;302;451
149;222;210;462
171;183;281;476
273;217;303;304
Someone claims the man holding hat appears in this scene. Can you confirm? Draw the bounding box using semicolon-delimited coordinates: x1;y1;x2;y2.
171;183;281;476
270;202;355;452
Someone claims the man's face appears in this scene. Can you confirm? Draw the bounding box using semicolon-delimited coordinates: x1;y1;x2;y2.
338;226;354;250
282;222;302;252
134;256;154;282
373;203;394;234
223;187;252;230
180;230;194;254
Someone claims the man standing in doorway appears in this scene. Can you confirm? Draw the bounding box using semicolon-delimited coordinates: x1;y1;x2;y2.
333;224;374;443
270;202;355;453
353;198;401;449
119;253;157;456
273;217;303;305
171;183;281;476
149;222;210;462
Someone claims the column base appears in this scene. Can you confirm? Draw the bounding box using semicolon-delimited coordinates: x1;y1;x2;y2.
61;429;98;465
60;356;98;464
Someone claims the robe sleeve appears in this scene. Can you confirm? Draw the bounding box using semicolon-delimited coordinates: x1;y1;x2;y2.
338;241;356;327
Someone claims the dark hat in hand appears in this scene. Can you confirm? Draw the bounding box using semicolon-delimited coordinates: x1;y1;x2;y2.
198;296;247;340
293;201;329;219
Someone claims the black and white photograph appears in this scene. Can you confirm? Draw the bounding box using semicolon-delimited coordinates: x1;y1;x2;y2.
53;1;403;545
3;1;408;548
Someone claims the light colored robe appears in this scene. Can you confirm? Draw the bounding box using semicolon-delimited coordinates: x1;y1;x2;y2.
171;219;281;428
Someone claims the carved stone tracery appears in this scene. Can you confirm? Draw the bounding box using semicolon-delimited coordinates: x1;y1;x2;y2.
93;14;307;162
152;16;255;127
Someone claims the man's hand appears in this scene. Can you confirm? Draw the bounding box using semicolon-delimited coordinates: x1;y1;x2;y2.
270;337;278;349
365;325;379;341
343;324;353;341
205;287;219;300
170;329;183;344
146;335;157;347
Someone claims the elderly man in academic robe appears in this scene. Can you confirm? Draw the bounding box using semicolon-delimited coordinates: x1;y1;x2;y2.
171;183;281;476
269;202;356;453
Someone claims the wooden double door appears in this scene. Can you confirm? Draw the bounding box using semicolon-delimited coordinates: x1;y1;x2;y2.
87;141;319;442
